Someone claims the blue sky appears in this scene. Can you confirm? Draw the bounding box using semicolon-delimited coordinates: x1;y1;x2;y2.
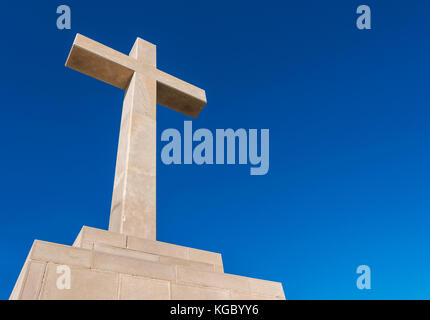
1;0;430;299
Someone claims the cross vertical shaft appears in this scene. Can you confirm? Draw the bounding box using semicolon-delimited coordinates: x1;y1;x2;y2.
65;33;206;240
110;39;157;240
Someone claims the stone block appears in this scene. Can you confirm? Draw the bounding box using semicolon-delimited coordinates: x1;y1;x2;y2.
66;34;136;90
30;240;91;268
188;247;223;266
247;277;285;299
119;274;170;300
159;256;214;273
214;265;224;273
230;291;283;300
20;261;46;300
40;263;118;300
10;260;47;300
74;226;126;248
93;243;159;262
171;283;230;300
127;236;189;260
92;251;175;281
176;266;250;293
127;235;223;267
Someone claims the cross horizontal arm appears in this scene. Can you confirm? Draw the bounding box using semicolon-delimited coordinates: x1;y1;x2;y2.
155;68;207;118
65;34;137;89
66;34;207;118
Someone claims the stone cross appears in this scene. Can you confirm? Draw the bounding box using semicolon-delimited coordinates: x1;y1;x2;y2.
66;34;207;240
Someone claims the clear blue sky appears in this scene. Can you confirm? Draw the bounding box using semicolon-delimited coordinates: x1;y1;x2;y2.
1;0;430;299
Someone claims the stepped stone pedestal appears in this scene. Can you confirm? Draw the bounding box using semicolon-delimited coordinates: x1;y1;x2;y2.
10;226;285;300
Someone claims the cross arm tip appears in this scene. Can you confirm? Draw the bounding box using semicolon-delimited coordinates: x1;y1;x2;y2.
64;34;135;90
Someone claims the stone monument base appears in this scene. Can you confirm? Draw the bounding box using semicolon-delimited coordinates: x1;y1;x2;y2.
10;226;285;300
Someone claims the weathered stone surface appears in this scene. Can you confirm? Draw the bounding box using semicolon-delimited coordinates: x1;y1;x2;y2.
188;247;223;267
30;240;91;268
20;261;46;300
92;251;176;281
80;241;93;250
74;226;126;248
119;274;170;300
109;71;157;240
73;227;224;273
176;266;250;293
10;260;46;300
247;277;285;299
127;236;189;260
171;283;230;300
40;263;118;300
127;235;223;267
93;243;159;262
176;266;285;298
230;291;283;300
65;34;136;89
11;231;286;300
214;265;224;273
159;256;214;273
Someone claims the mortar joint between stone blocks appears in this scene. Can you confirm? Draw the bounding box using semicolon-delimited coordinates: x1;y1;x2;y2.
38;262;48;300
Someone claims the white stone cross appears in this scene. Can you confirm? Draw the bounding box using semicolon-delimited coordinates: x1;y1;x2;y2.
66;34;207;240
